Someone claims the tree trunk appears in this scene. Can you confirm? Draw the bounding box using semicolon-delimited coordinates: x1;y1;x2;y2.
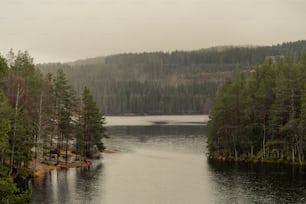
65;135;68;165
49;134;53;161
292;144;295;163
9;84;20;176
262;122;266;159
35;92;43;169
234;142;238;161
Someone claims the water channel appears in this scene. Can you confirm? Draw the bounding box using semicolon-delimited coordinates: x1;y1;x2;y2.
30;115;306;204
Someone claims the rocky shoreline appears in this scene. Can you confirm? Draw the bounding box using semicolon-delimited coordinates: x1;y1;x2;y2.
31;149;119;178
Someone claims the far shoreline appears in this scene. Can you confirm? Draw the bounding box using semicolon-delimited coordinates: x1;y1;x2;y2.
207;154;306;167
105;115;209;126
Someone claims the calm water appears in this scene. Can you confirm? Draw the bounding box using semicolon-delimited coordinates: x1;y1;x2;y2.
30;116;306;204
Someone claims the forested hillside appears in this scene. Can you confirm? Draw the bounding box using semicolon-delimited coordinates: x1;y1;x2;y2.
38;40;306;115
208;54;306;165
0;51;106;202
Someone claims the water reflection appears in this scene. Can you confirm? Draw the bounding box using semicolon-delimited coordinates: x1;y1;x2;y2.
105;125;207;154
30;121;306;204
208;160;306;204
30;162;104;204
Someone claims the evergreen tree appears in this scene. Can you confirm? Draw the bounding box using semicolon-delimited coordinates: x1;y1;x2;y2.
76;87;106;157
53;69;75;163
208;53;306;165
0;91;11;176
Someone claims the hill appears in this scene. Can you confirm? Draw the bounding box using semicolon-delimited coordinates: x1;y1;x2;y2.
37;40;306;115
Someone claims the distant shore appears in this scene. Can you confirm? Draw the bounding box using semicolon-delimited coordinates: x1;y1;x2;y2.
208;154;306;167
105;115;208;126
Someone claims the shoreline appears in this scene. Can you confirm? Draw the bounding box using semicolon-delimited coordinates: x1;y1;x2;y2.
207;154;306;167
32;149;119;178
32;159;93;178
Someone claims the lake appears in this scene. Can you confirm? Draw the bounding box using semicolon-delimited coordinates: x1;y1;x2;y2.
30;115;306;204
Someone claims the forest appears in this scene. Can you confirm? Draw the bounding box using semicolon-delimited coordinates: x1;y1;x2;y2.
208;54;306;165
1;40;306;202
0;51;106;203
38;40;306;115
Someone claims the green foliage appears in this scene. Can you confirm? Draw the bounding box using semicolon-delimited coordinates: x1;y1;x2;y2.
54;68;75;149
0;55;8;80
0;177;18;200
0;119;10;150
208;53;306;164
0;177;31;203
76;87;106;157
0;90;12;176
0;50;107;201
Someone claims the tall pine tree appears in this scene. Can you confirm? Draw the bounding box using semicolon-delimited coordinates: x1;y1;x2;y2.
76;87;106;157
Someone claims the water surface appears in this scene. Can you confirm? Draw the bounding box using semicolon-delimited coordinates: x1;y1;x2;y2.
30;115;306;204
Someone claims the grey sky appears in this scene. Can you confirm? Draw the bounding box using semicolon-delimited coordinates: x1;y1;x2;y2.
1;0;305;63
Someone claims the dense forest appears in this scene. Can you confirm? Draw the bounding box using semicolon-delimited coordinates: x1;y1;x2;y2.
38;40;306;115
0;51;106;203
208;54;306;165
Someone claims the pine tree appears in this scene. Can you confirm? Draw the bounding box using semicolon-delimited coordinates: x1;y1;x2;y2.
208;54;306;164
53;68;75;163
0;91;11;176
77;87;106;157
298;82;306;162
3;51;38;176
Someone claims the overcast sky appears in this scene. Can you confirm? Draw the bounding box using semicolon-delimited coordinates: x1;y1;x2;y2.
1;0;305;63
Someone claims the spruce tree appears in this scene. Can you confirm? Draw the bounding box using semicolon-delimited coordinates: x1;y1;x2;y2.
77;87;106;157
53;68;75;163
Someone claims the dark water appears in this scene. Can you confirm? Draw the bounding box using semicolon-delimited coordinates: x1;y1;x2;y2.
30;122;306;204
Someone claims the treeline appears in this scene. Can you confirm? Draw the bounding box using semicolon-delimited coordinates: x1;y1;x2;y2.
87;80;217;115
208;54;306;165
38;40;306;115
0;51;106;203
105;40;306;70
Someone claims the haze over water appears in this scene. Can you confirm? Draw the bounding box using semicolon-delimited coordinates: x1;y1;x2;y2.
30;115;306;204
